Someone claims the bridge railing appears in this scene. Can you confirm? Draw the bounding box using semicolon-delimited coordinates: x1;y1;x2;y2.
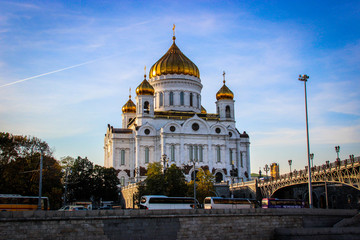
258;156;359;185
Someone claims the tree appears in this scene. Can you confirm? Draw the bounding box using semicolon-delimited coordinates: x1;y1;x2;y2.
0;153;63;209
66;157;120;205
0;132;62;209
134;163;188;206
164;164;187;197
67;157;94;202
0;132;52;165
187;168;215;204
143;162;166;195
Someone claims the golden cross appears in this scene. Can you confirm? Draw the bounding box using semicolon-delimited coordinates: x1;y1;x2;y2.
223;71;226;84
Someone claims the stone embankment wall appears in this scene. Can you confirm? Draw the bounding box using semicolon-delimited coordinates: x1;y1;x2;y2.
0;208;357;240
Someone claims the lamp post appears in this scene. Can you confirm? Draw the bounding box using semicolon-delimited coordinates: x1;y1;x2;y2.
162;154;169;173
189;159;197;209
310;153;314;168
37;149;43;210
288;160;292;176
264;164;270;177
298;74;313;208
335;146;340;161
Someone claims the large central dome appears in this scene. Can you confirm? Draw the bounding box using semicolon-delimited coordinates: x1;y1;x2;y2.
149;37;200;79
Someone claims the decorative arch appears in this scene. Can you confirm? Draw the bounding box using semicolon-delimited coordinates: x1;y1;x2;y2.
182;115;210;134
137;123;157;136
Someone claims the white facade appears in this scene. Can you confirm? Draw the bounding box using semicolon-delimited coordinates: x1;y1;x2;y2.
104;38;251;187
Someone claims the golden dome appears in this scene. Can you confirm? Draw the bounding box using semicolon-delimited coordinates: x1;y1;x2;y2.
149;37;200;78
136;75;155;96
216;72;234;100
122;96;136;113
201;106;207;114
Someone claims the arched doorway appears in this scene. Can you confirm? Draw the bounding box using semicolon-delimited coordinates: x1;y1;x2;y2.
215;172;223;183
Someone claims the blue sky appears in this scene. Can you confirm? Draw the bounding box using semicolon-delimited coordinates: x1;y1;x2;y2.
1;0;359;174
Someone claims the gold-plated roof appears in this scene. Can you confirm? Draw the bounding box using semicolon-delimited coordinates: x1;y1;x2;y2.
122;96;136;113
216;71;234;100
149;37;200;78
201;105;207;114
136;74;155;96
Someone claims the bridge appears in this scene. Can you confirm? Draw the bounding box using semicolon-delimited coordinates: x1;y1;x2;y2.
231;156;360;200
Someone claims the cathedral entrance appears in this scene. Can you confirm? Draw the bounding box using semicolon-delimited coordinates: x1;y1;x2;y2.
215;172;223;183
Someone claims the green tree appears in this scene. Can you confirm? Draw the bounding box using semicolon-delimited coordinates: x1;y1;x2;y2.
134;163;188;207
67;157;94;202
0;132;62;209
165;164;187;197
187;168;215;204
66;157;120;205
144;162;165;195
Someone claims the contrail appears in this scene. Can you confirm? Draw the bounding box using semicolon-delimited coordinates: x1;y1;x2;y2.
0;55;114;88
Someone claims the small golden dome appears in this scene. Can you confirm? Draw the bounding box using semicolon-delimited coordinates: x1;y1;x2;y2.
149;38;200;78
216;72;234;100
201;106;207;114
136;75;155;96
122;96;136;113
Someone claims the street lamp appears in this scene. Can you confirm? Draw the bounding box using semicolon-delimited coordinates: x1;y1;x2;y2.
288;160;292;174
335;146;340;161
162;154;169;173
264;164;270;177
310;153;314;168
298;74;313;208
189;159;197;209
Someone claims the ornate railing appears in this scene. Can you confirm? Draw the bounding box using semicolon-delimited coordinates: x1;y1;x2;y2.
257;156;360;197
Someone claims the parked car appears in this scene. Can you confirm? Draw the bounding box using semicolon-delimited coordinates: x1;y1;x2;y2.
58;205;87;211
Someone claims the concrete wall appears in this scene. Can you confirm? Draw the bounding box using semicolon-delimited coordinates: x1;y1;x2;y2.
0;208;357;240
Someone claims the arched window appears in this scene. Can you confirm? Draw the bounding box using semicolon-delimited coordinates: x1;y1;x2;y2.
226;105;231;118
144;101;149;114
190;93;193;106
121;150;125;165
230;149;233;165
199;146;203;162
169;92;174;106
160;92;163;106
145;147;149;163
180;92;184;105
120;176;125;186
216;146;221;162
170;145;175;162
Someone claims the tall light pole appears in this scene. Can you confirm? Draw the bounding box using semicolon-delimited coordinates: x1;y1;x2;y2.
189;159;197;209
298;74;313;208
37;149;43;210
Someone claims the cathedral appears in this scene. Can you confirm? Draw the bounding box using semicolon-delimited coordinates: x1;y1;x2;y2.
104;29;251;187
